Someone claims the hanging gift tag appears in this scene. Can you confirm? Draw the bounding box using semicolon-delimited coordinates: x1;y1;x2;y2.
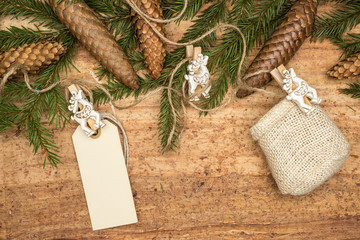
72;120;137;230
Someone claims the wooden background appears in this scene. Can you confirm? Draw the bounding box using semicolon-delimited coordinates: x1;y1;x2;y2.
1;2;360;239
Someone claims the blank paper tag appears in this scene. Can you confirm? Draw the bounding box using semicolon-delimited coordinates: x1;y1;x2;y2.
72;120;138;230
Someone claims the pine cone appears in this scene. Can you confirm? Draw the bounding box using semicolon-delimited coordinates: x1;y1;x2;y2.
236;0;318;98
0;41;66;78
49;0;140;90
132;0;166;80
327;52;360;80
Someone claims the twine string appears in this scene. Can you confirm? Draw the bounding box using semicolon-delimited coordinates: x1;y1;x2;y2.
0;63;21;95
121;1;281;148
101;112;130;167
0;0;280;153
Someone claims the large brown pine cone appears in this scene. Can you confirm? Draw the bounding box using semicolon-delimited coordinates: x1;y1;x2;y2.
49;0;140;90
132;0;166;80
236;0;318;98
0;41;66;78
327;52;360;80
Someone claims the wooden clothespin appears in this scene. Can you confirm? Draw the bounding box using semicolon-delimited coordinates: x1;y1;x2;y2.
186;45;202;61
270;64;312;107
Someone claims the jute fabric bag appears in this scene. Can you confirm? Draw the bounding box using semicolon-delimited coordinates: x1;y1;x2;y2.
251;66;350;195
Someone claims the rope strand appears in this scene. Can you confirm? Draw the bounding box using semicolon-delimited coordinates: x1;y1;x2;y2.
0;0;281;155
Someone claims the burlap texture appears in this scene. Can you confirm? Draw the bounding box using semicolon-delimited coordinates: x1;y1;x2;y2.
251;99;349;195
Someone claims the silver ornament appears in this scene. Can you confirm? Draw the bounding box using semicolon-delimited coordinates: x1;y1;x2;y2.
185;53;211;101
282;68;321;115
68;89;105;136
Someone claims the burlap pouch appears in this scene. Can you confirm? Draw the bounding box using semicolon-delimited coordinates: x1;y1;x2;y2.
251;99;349;195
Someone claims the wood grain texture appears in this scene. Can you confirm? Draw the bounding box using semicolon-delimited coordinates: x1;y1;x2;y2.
1;3;360;239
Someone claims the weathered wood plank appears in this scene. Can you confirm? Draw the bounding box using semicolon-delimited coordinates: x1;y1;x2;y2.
3;175;360;239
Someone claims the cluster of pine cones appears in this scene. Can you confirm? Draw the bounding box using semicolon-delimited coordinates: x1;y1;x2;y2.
1;0;166;89
2;0;359;92
49;0;166;89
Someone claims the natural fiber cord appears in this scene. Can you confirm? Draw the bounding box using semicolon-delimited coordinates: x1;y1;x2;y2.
251;99;349;195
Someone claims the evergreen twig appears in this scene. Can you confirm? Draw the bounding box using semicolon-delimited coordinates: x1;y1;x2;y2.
162;0;213;22
0;0;66;31
0;26;60;51
158;1;228;150
85;0;158;104
198;0;295;115
340;82;360;99
311;0;360;100
332;33;360;58
312;1;360;41
0;0;77;167
1;39;77;167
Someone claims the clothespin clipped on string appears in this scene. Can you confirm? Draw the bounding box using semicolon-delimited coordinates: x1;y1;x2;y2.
67;84;105;138
184;45;211;101
270;65;322;115
186;45;202;61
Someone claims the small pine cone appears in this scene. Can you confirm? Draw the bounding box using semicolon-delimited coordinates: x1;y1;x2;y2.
0;41;66;78
132;0;166;80
236;0;318;98
327;52;360;80
49;0;140;90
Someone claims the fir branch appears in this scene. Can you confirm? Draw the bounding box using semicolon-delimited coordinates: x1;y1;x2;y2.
92;73;159;105
198;0;294;115
332;33;360;58
230;0;254;16
159;1;228;84
0;104;22;133
84;0;122;18
198;73;228;114
85;0;138;51
159;0;294;147
162;0;211;22
0;25;77;166
340;82;360;99
87;0;146;66
235;0;296;51
86;0;157;105
158;2;227;150
312;1;360;41
25;109;62;168
0;81;31;103
87;0;225;151
85;0;127;29
158;88;182;152
0;26;59;51
0;0;66;31
1;51;75;167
